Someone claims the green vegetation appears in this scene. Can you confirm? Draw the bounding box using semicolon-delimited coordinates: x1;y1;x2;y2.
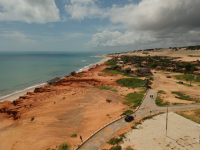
121;110;133;116
176;109;200;124
131;122;141;129
110;146;122;150
71;134;77;137
57;143;70;150
142;52;149;54
188;55;200;57
107;137;123;146
107;134;126;148
176;82;193;87
63;97;65;99
107;59;117;67
186;46;200;50
46;143;70;150
124;90;147;107
131;112;164;129
126;147;134;150
172;91;196;101
103;68;134;77
172;103;185;105
158;90;166;94
106;99;112;103
116;78;145;88
173;75;200;83
156;96;170;106
31;117;35;122
95;86;117;92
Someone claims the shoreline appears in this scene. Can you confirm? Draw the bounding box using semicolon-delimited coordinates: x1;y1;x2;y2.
0;56;111;103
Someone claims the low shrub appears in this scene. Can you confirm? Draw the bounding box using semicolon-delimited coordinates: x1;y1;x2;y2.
71;134;77;137
106;99;112;103
31;117;35;122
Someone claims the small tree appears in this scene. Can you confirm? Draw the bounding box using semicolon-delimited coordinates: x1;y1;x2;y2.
144;78;150;87
185;63;194;85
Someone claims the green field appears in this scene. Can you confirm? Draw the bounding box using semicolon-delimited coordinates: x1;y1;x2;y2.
124;89;147;107
94;86;117;92
173;75;200;83
171;91;196;102
116;78;145;88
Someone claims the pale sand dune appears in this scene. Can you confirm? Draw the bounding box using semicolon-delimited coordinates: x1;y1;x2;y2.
121;112;200;150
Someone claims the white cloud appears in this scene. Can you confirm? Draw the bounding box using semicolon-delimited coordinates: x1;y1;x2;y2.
86;29;200;49
86;30;155;47
0;0;60;23
0;31;36;43
65;0;106;20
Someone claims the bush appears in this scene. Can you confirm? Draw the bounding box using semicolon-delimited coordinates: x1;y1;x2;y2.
58;143;69;150
71;134;77;137
31;117;35;122
106;99;112;103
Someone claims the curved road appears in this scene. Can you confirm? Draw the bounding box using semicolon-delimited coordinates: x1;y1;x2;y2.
78;89;200;150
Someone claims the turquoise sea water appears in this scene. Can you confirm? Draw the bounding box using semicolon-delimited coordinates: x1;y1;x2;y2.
0;51;106;100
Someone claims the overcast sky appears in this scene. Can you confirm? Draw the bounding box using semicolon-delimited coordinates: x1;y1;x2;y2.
0;0;200;52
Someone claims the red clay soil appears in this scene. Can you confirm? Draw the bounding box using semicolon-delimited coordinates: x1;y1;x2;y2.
0;64;128;150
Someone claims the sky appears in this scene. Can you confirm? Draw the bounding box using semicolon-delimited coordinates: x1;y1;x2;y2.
0;0;200;53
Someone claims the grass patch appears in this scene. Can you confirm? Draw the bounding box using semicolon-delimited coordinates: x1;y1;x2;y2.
124;90;147;107
95;86;117;92
103;68;134;77
176;82;193;87
110;146;122;150
106;99;112;103
158;90;166;94
156;96;170;106
171;91;196;101
173;75;200;83
116;78;145;88
176;109;200;124
121;110;133;116
71;134;77;137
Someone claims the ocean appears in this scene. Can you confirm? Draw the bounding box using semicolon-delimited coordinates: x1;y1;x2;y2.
0;51;106;100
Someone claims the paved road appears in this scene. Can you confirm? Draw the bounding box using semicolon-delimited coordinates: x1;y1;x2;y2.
78;89;200;150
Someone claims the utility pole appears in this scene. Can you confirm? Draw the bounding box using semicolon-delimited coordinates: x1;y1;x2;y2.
166;107;168;137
